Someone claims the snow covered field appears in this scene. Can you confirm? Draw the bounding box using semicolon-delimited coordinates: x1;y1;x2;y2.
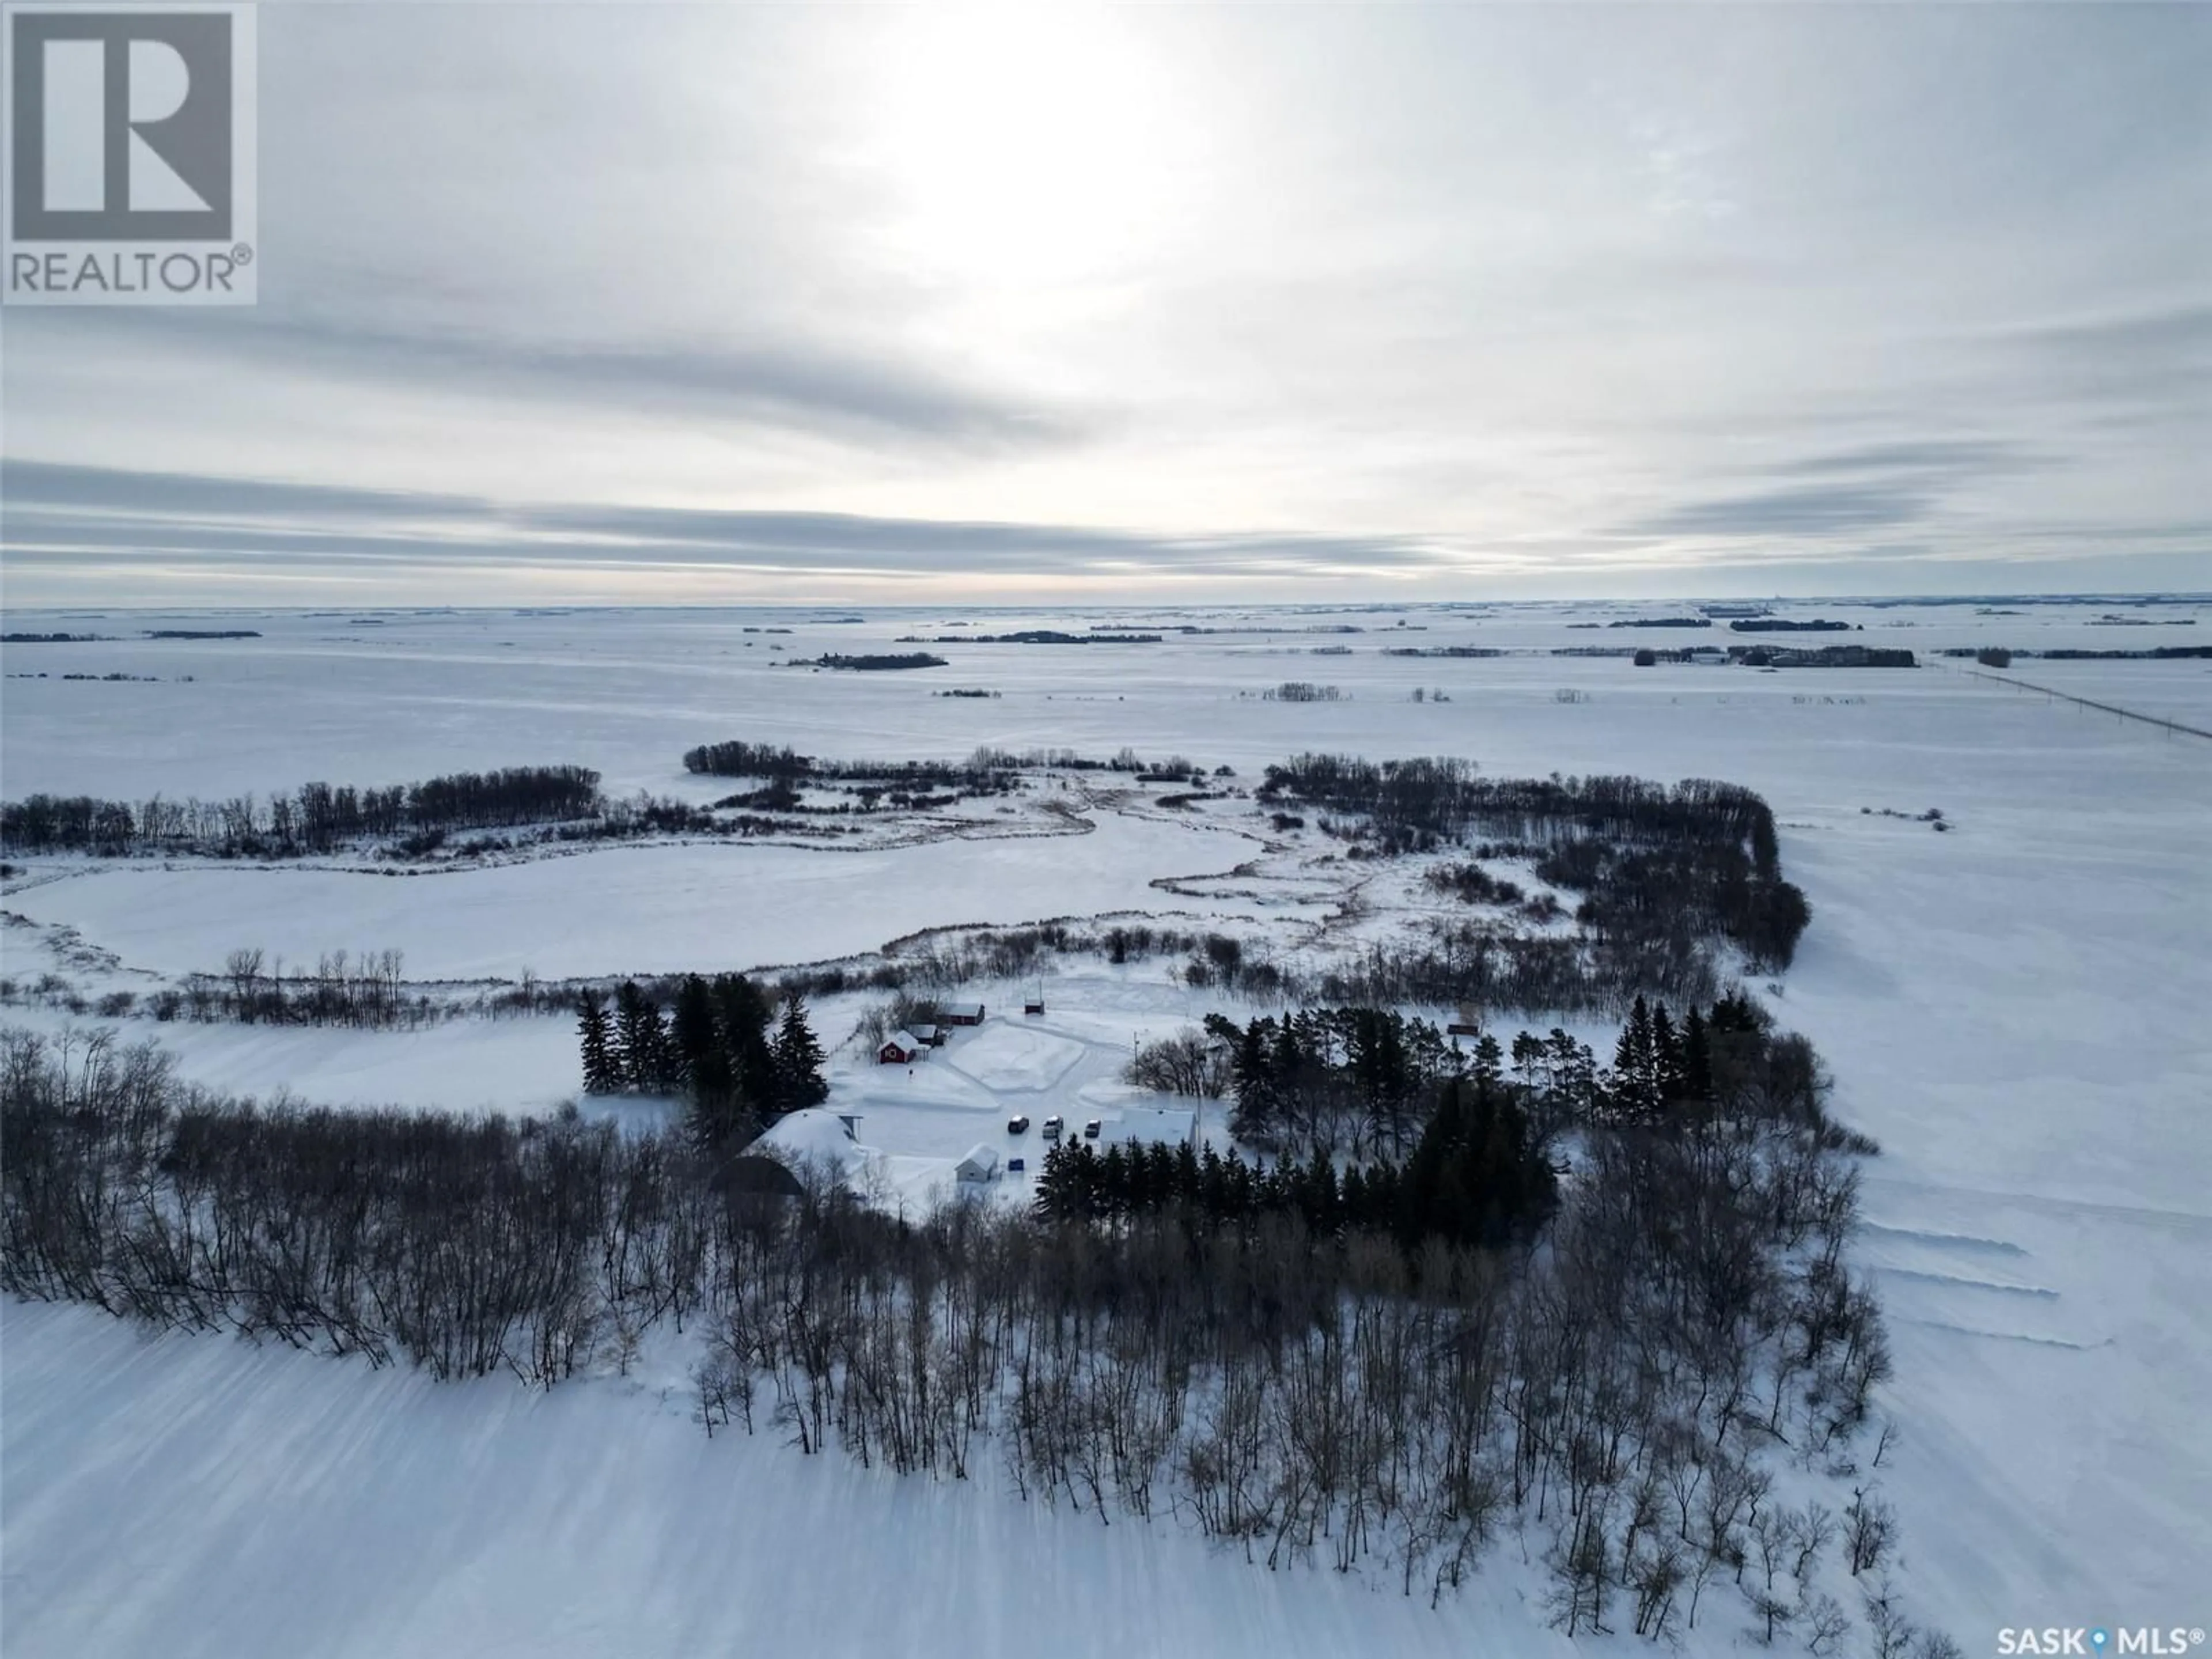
5;598;2209;1656
1;810;1255;982
2;1297;1592;1659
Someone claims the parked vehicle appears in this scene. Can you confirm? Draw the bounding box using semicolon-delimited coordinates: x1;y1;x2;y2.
1007;1114;1031;1135
1083;1119;1103;1139
1041;1115;1065;1142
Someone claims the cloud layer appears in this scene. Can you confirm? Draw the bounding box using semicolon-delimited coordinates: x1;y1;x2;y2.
3;5;2206;601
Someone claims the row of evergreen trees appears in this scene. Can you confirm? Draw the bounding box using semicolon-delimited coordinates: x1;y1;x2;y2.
1198;991;1796;1164
1601;990;1775;1122
1033;1073;1556;1252
578;976;827;1152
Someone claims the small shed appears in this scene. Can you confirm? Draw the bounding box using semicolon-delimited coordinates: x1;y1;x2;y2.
1024;995;1046;1016
919;1024;949;1047
954;1144;1000;1184
940;1002;987;1027
878;1031;927;1065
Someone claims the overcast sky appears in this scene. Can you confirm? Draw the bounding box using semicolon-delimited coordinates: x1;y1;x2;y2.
3;3;2207;605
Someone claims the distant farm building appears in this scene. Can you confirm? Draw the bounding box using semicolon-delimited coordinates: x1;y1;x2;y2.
878;1031;927;1065
954;1144;1001;1184
940;1002;987;1027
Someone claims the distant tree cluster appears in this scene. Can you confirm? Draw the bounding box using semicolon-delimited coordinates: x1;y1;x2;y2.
1736;645;1916;669
681;740;812;778
202;946;412;1027
1;764;603;857
792;652;947;671
2029;645;2207;661
1264;759;1762;847
675;741;1206;781
9;671;164;683
1263;681;1344;702
892;630;1162;645
1258;762;1812;972
578;975;826;1152
680;743;1017;802
1424;859;1527;906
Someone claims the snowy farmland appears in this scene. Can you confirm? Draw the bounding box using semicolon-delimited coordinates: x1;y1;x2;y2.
3;597;2209;1658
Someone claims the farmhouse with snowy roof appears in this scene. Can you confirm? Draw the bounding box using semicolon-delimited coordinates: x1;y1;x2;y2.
877;1031;928;1065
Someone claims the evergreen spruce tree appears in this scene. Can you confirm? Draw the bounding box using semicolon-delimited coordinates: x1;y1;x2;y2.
577;995;619;1094
1399;1074;1556;1253
1680;1007;1715;1110
1199;1146;1230;1221
1610;995;1660;1122
1223;1149;1255;1220
1300;1145;1340;1235
639;1002;677;1094
1472;1032;1505;1091
1032;1140;1090;1221
770;993;829;1111
714;974;777;1116
612;980;656;1092
670;976;718;1081
1652;1002;1686;1107
1510;1031;1547;1094
1099;1143;1132;1216
1228;1017;1278;1142
1550;1028;1596;1124
1396;1077;1468;1249
1173;1139;1202;1206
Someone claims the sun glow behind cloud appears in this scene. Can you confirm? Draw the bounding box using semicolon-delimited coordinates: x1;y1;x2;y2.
857;6;1200;298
